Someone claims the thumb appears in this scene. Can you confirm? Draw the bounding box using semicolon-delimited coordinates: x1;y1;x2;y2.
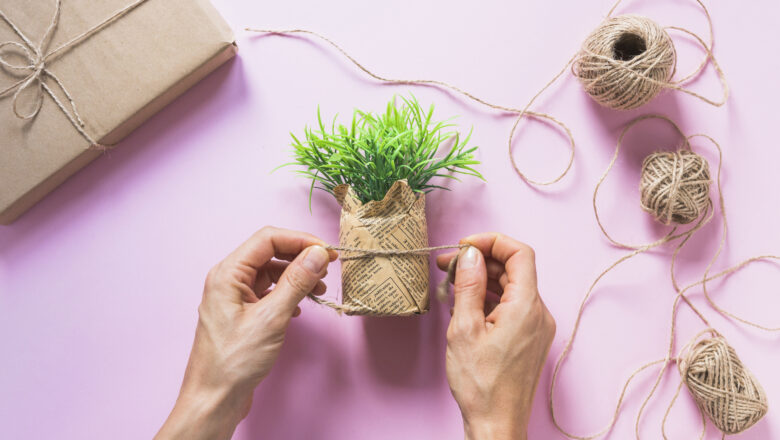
452;246;487;328
264;245;330;313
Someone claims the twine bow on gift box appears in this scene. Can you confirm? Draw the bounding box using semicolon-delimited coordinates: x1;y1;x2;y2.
0;0;151;147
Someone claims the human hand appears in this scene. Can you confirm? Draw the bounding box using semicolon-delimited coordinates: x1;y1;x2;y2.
437;233;556;440
155;226;337;440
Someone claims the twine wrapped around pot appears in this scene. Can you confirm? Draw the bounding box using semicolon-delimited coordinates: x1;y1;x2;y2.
308;180;431;316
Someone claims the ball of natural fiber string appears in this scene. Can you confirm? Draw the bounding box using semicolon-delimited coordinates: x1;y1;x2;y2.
574;15;675;110
639;150;710;225
679;336;768;434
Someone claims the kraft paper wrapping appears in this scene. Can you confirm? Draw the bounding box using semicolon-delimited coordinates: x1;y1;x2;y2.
332;180;430;316
0;0;236;224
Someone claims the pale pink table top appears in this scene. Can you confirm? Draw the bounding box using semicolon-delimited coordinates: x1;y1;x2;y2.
2;0;779;439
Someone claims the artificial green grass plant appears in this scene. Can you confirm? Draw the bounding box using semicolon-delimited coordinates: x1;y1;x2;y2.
284;95;483;205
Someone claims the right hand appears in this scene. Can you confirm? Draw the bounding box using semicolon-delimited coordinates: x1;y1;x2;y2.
437;233;556;440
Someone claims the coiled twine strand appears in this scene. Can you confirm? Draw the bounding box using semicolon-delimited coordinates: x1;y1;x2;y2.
552;115;778;439
575;15;675;109
677;334;768;435
639;150;711;225
246;0;726;187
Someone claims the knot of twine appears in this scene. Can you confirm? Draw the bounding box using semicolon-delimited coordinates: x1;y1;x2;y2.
678;335;768;434
0;0;151;148
640;149;710;225
575;15;675;110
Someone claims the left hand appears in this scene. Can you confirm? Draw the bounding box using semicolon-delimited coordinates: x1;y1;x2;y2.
155;226;337;440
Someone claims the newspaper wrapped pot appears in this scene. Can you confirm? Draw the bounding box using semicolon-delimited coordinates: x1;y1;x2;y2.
317;180;429;316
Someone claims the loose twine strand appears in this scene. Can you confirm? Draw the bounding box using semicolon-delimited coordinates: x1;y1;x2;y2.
0;0;152;149
305;244;467;315
244;27;575;186
247;0;725;187
550;115;778;439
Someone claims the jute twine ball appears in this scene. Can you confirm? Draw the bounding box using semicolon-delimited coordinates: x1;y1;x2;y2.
640;150;710;225
679;336;768;434
574;15;675;110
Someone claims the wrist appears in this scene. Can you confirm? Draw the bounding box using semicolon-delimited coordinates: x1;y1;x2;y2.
463;417;526;440
156;384;250;440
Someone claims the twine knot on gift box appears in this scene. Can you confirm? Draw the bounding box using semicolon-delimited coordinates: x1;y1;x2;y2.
0;0;151;147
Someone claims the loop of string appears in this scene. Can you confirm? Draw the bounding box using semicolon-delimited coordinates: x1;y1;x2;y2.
514;0;725;184
550;114;779;439
247;0;724;187
245;27;575;186
593;115;780;331
0;0;152;149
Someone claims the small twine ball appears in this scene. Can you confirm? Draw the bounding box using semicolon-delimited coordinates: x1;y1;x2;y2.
679;337;768;434
639;150;710;225
574;15;675;110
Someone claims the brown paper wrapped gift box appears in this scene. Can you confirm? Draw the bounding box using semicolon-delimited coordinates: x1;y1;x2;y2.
0;0;236;224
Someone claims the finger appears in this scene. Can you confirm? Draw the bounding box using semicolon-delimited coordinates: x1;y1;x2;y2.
261;245;331;314
292;306;301;318
500;248;538;304
439;253;505;283
257;279;326;299
274;253;302;262
254;261;328;297
485;291;501;303
451;246;487;331
460;233;537;296
487;284;543;327
487;279;503;295
254;260;290;294
484;299;499;316
312;280;327;296
436;251;459;271
485;258;505;282
226;226;338;273
459;232;523;263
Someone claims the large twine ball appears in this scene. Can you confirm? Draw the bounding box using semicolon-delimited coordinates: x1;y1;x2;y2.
640;150;710;225
574;15;675;110
679;337;768;434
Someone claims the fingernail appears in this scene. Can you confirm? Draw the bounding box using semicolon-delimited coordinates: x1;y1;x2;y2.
302;245;329;273
458;246;478;269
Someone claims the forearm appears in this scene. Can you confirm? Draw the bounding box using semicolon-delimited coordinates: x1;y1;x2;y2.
155;387;247;440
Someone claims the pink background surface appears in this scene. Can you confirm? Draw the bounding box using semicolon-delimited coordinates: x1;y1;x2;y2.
1;0;779;439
